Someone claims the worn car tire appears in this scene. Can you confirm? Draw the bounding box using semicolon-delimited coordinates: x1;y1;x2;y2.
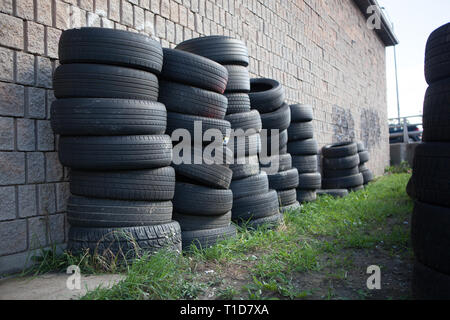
290;104;313;122
67;196;172;228
160;48;228;93
225;93;251;114
322;173;363;190
322;142;357;158
316;189;349;198
173;163;232;190
166;112;231;140
291;155;318;174
260;154;292;175
361;169;374;184
176;36;249;66
230;155;260;180
173;182;233;216
422;78;450;141
323;166;359;179
288;122;314;141
59;28;163;74
59;135;172;170
54;64;158;100
51;98;167;136
323;154;360;170
260;103;291;131
277;188;297;206
224;65;250;92
226;110;262;133
181;225;237;250
296;190;317;203
358;151;370;164
297;172;322;190
70;167;175;201
411;201;450;275
412;260;450;300
249;78;285;113
159;80;228;119
232;190;280;221
268;168;299;191
67;221;182;256
425;22;450;84
173;211;231;231
230;172;269;199
287;138;319;156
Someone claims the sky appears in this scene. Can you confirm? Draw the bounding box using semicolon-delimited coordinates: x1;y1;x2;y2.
378;0;450;121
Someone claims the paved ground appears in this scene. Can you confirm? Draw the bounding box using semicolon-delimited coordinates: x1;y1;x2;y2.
0;273;124;300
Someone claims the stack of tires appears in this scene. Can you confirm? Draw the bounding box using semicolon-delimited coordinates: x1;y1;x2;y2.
357;141;373;186
409;22;450;300
286;104;322;203
321;142;364;192
249;79;300;211
158;48;236;250
51;28;181;257
176;37;281;229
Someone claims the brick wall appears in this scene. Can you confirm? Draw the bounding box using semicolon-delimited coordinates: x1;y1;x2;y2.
0;0;389;275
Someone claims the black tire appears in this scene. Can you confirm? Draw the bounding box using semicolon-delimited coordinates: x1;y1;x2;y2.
296;190;317;203
280;202;301;213
245;213;282;229
160;48;228;93
68;222;182;257
322;142;357;158
260;130;288;157
260;103;291;131
316;189;349;198
290;104;313;122
358;151;369;164
287;138;319;155
288;121;314;141
230;172;269;199
159;80;228;119
173;182;233;216
226;110;262;133
166;112;231;140
357;141;366;152
176;36;249;66
224;65;250;93
59;135;172;170
423;78;450;141
51;98;167;136
359;164;368;172
297;172;322;190
268;168;299;191
322;154;360;170
173;163;232;190
53;64;158;100
225;93;251;114
229;133;261;158
173;211;231;231
58;28;163;74
67;196;172;228
70;167;175;201
361;169;374;184
232;189;280;221
349;185;364;192
230;155;260;180
412;260;450;300
412;201;450;275
411;142;450;207
322;173;364;189
249;78;285;113
323;166;359;179
277;188;297;206
182;225;237;250
260;154;292;175
291;155;318;174
425;22;450;84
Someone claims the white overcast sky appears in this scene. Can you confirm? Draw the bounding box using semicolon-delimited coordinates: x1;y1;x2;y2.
378;0;450;120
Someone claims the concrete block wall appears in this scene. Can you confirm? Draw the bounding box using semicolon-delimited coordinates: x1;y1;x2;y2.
0;0;389;275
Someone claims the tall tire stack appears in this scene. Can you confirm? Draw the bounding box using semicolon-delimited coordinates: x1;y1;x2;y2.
250;79;300;212
176;37;281;229
286;104;321;203
409;23;450;300
158;48;236;250
357;141;373;186
321;142;364;192
51;28;181;257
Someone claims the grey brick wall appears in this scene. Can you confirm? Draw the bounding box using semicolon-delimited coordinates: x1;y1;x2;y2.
0;0;389;275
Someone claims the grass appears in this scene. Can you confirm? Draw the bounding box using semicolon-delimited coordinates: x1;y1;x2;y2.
24;172;413;300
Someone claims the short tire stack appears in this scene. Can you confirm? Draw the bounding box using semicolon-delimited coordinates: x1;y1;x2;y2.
409;22;450;300
51;28;182;257
176;37;281;229
286;104;321;203
357;141;373;186
321;142;364;193
250;79;300;212
158;47;236;250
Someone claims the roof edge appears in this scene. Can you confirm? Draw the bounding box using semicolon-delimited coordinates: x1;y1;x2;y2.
353;0;399;46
